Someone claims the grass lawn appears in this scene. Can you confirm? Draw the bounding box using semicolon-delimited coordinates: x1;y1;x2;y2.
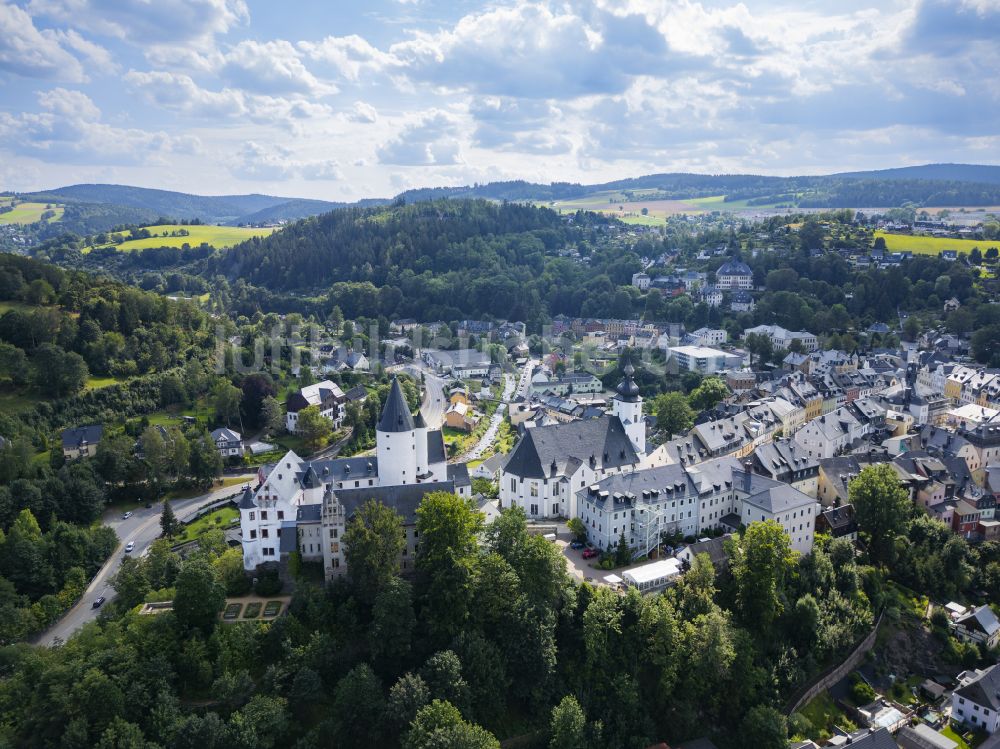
0;301;37;314
174;505;239;543
0;202;64;225
942;722;985;749
0;385;40;414
84;224;277;252
145;399;213;428
794;692;857;742
875;230;999;256
85;376;125;390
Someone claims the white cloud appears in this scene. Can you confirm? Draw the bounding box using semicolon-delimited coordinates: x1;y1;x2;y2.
27;0;248;42
125;70;246;117
346;101;378;123
0;1;93;81
0;88;198;165
219;39;334;96
230;141;343;182
299;34;394;82
376;111;462;166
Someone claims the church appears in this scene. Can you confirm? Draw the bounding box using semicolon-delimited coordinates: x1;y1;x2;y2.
498;364;646;519
239;377;471;580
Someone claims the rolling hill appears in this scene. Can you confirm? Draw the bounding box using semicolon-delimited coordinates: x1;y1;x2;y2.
20;184;345;225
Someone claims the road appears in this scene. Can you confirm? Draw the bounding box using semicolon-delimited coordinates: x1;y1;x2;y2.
400;363;448;428
462;373;516;461
37;476;255;646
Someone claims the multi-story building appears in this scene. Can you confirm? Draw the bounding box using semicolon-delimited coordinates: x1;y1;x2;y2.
499;366;645;519
286;380;345;433
669;345;743;374
241;378;471;579
744;324;819;353
952;666;1000;734
716;260;754;290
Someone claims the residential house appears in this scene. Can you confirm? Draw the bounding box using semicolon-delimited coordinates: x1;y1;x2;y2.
631;272;651;290
210;427;243;458
729;290;756;312
816;504;859;541
952;665;1000;733
752;439;819;496
61;424;103;460
286;380;345;433
701;285;723;308
944;297;962;313
953;607;1000;649
794;406;868;459
445;401;479;432
687;327;728;347
471;453;505;481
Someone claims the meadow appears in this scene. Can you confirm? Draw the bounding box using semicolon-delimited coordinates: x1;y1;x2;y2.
538;191;791;225
85;224;278;252
0;200;64;225
874;230;1000;256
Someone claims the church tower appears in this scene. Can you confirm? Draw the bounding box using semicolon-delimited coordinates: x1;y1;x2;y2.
613;363;645;455
376;377;418;485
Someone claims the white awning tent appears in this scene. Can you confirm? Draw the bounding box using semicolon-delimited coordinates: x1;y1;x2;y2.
622;558;682;593
603;574;623;586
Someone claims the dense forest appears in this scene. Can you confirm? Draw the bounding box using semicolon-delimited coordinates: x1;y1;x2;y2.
0;466;993;748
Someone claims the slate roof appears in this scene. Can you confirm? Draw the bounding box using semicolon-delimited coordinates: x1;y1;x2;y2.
955;665;1000;711
279;522;298;553
502;415;639;480
744;480;815;515
61;424;103;449
840;729;899;749
427;430;446;464
897;723;958;749
238;486;256;510
296;504;322;523
577;464;696;513
718;260;752;275
344;385;367;402
447;462;471;488
820;504;858;537
956;606;1000;639
378;377;415;433
615;363;641;403
331;480;458;524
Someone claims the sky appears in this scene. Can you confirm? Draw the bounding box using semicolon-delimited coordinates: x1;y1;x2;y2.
0;0;998;201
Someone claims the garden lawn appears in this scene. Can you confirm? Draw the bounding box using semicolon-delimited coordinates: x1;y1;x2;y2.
942;722;984;749
173;505;239;542
794;692;857;742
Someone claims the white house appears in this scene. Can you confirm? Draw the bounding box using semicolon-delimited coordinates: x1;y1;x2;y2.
730;290;756;312
242;378;471;579
952;606;1000;648
286;380;345;433
499;366;644;519
744;324;819;353
210;427;243;458
716;260;753;290
423;349;492;378
687;327;728;347
952;666;1000;734
793;406;868;459
632;272;651;291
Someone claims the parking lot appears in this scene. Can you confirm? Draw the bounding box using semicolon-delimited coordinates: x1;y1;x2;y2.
550;528;604;583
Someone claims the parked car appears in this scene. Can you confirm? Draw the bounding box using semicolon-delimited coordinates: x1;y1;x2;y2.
570;541;585;550
124;541;134;553
122;511;133;520
92;596;106;608
582;548;599;559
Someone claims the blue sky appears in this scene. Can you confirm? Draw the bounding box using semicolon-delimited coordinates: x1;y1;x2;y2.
0;0;998;200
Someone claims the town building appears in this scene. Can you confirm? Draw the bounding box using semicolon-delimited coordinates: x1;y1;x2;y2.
286;380;345;433
210;427;243;458
240;378;471;579
716;259;754;290
669;345;743;374
744;324;819;353
952;665;1000;733
61;424;103;460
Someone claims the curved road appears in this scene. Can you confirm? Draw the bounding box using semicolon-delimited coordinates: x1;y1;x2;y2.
37;475;255;646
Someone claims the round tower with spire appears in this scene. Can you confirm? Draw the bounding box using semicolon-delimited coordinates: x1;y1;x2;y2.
376;377;418;485
613;362;645;455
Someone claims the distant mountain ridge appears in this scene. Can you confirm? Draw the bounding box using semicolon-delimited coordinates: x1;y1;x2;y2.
19;184;347;225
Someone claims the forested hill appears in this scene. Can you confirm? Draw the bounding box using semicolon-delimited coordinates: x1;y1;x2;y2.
208;199;631;323
20;184;344;225
394;165;1000;207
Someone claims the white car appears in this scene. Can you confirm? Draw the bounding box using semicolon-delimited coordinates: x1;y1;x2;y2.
122;511;133;520
124;541;135;553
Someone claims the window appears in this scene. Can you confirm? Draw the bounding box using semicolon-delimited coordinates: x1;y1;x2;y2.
262;529;269;538
530;504;538;516
249;512;255;521
261;511;268;520
250;530;257;539
530;484;538;497
330;528;338;539
277;511;284;520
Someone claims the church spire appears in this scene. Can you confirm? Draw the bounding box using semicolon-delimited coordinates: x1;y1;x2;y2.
378;377;415;433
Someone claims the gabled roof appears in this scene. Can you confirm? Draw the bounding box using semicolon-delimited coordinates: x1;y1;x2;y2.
502;415;639;480
718;259;752;275
61;424;104;449
955;665;1000;710
211;427;241;443
329;480;459;524
956;606;1000;639
378;377;415;433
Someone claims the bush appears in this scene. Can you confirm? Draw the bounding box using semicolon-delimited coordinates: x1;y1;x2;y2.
851;677;877;705
254;567;283;597
930;607;949;629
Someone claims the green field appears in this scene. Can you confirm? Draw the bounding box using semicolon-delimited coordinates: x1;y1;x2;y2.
0;201;64;225
875;230;999;256
538;191;790;224
85;224;278;252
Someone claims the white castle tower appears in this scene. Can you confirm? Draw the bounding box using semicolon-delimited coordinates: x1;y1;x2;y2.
613;363;645;455
376;377;418;485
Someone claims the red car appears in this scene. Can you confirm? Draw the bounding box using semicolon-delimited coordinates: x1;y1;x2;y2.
582;548;599;559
